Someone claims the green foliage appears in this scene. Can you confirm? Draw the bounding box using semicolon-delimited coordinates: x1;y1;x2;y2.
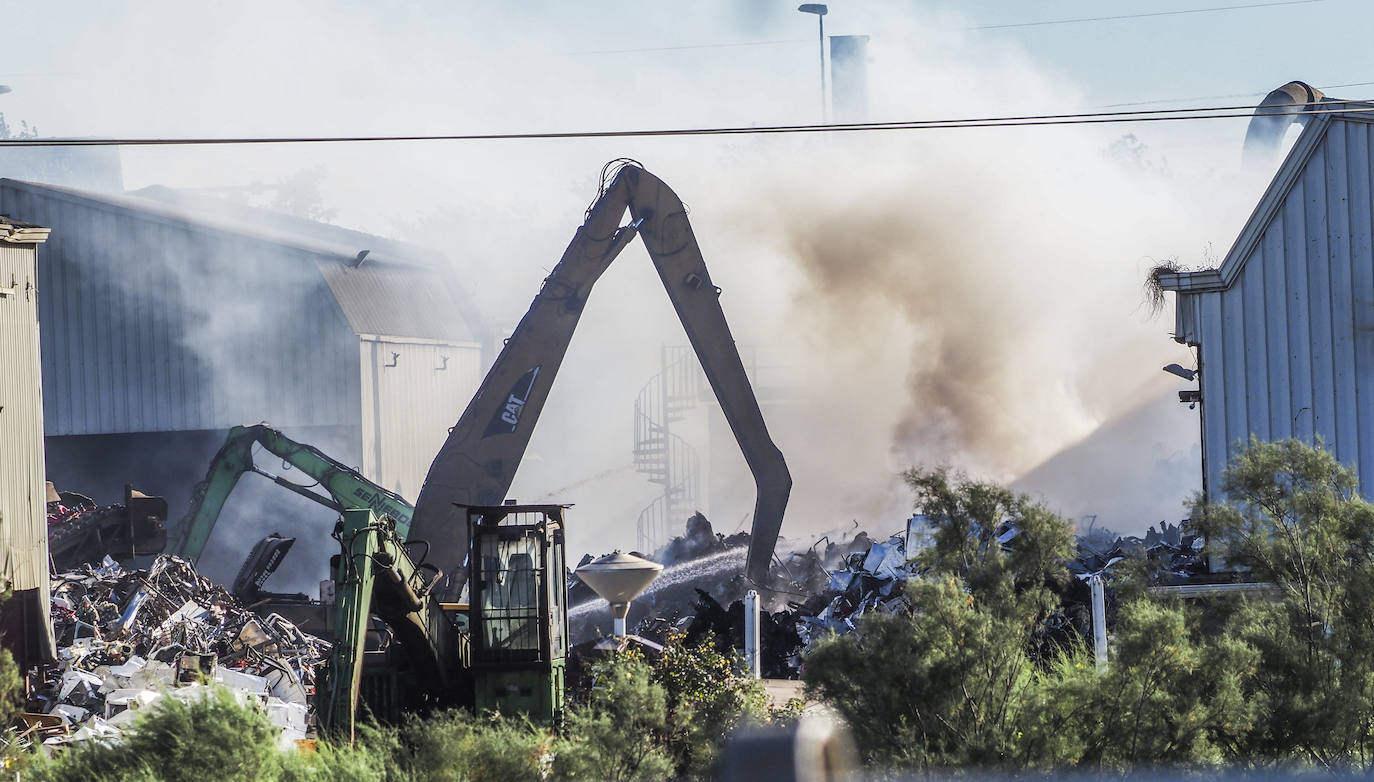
21;691;551;782
31;689;283;782
802;462;1267;774
554;649;675;781
652;632;770;777
904;466;1075;631
804;576;1035;770
1044;599;1257;770
1194;437;1374;767
397;709;551;781
1;647;28;771
0;648;20;728
0;588;21;730
552;636;781;780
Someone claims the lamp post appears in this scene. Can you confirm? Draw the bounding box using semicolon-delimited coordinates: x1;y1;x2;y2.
798;3;828;122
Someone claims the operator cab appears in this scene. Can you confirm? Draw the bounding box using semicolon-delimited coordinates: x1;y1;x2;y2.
464;503;569;722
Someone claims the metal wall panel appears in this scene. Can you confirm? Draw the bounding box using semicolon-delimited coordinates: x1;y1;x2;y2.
0;242;50;596
1172;115;1374;498
359;337;482;500
0;181;361;435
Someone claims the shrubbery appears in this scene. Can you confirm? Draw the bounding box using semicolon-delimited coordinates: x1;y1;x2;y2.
5;633;773;780
21;439;1373;777
804;440;1374;773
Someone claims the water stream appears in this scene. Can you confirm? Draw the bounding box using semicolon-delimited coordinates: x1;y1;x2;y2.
567;546;748;622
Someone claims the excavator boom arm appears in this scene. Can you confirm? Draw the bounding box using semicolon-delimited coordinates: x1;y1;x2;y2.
171;424;415;564
411;163;790;586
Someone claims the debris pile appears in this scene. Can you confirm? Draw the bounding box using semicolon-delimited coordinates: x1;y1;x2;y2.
46;483;169;571
675;528;918;678
22;555;327;749
580;513;1216;680
1073;520;1208;583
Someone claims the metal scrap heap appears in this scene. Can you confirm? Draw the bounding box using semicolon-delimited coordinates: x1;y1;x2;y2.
45;483;169;572
649;516;1213;679
20;555;328;750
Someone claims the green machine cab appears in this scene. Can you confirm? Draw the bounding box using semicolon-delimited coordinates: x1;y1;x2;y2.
323;503;569;740
466;504;569;720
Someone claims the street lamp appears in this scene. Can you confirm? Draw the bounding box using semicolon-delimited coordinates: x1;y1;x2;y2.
798;3;827;122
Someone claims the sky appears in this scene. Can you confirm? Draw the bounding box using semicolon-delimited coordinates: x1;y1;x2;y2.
4;0;1365;561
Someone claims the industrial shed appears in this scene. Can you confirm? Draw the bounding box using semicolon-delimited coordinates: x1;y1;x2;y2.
0;180;487;560
1157;107;1374;500
0;217;54;667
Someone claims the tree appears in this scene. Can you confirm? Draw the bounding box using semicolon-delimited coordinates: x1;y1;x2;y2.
804;576;1036;770
1195;437;1374;767
397;709;551;781
1022;599;1258;770
30;688;283;782
904;467;1075;634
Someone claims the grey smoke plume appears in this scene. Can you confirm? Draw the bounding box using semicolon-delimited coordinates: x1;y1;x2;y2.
7;1;1281;557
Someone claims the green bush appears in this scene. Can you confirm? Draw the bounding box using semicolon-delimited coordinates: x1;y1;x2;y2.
651;632;769;777
804;575;1036;770
30;688;284;782
1195;437;1374;767
398;709;551;781
0;647;20;727
802;442;1374;773
554;649;675;781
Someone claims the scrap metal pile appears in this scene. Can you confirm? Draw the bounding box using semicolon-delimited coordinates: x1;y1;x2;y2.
19;555;327;750
576;513;1213;679
46;483;169;572
1073;520;1209;584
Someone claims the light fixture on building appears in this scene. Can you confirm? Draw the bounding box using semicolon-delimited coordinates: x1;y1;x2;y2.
1163;363;1197;381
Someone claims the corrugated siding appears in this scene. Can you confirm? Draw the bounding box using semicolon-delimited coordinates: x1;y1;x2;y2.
359;337;482;499
0;182;361;435
1176;115;1374;497
0;243;49;594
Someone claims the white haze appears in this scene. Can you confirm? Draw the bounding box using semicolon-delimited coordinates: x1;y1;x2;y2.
6;2;1285;565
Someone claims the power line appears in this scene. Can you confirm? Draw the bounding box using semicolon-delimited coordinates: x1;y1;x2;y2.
564;39;808;56
970;0;1325;31
1097;81;1374;109
2;101;1367;148
562;1;1328;56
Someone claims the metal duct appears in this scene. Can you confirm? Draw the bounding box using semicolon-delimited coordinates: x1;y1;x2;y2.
1242;80;1326;167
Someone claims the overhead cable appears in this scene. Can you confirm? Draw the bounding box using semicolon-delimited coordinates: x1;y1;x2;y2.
2;100;1369;148
970;0;1326;30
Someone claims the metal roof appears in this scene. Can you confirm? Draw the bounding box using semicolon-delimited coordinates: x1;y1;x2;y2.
1156;104;1373;294
318;257;477;343
0;216;49;244
0;179;484;343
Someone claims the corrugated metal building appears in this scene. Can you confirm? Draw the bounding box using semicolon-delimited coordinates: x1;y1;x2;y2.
0;217;55;667
1158;107;1374;499
0;180;486;573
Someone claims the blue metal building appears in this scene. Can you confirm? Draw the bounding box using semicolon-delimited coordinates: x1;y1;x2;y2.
1158;106;1374;500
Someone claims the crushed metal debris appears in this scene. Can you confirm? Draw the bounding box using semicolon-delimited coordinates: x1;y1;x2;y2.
17;555;327;751
571;513;1215;680
45;482;169;572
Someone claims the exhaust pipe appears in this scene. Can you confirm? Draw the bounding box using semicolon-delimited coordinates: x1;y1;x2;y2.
1242;80;1326;167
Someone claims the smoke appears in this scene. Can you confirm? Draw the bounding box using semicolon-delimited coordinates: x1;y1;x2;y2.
6;1;1280;564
